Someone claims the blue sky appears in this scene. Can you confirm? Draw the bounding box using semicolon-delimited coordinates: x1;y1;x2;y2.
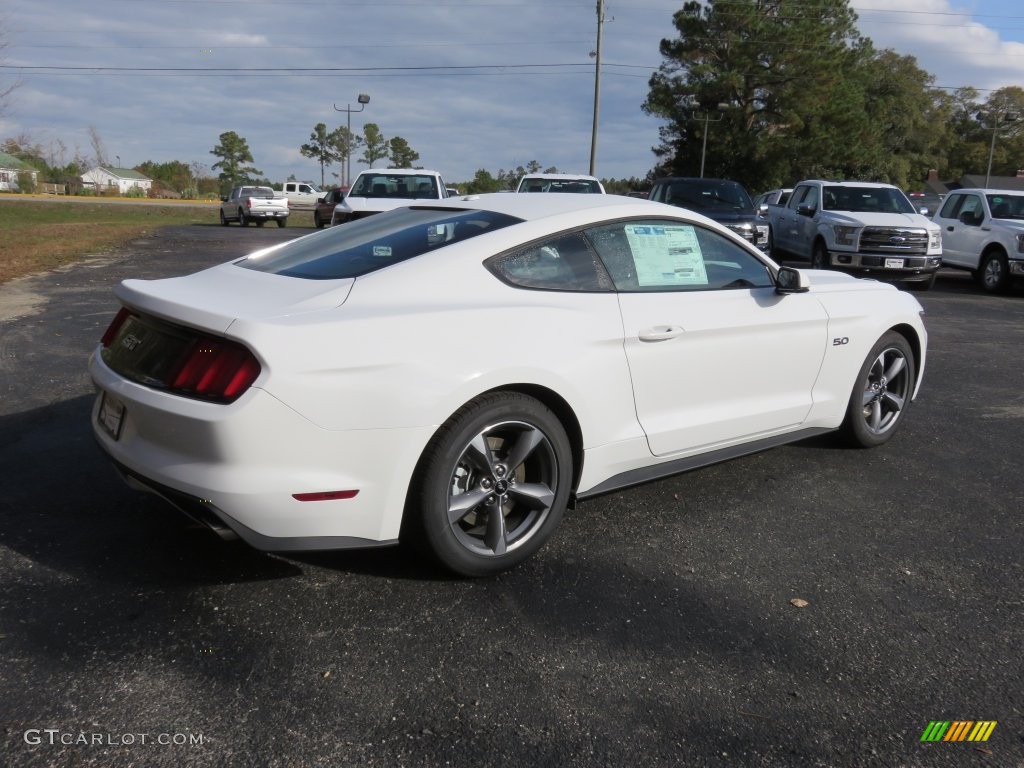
1;0;1021;186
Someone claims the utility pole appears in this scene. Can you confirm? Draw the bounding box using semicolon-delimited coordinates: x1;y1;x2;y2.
589;0;605;176
334;93;370;187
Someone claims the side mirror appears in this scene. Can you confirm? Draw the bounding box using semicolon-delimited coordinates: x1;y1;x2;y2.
220;196;227;202
758;203;769;217
796;202;816;217
776;266;809;294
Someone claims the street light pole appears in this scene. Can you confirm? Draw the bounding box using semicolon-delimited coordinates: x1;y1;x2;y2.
689;104;726;178
978;109;1019;188
588;0;605;176
334;93;370;187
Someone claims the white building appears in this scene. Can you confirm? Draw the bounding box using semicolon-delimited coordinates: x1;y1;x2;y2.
81;166;153;195
0;151;39;192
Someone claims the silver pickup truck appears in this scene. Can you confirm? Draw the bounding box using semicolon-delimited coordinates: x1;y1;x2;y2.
219;186;290;227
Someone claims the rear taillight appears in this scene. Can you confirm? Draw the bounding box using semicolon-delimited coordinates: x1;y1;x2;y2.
169;337;261;403
100;307;133;347
100;307;261;404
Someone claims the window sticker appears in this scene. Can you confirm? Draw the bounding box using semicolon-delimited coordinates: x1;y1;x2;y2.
625;224;708;287
372;245;393;258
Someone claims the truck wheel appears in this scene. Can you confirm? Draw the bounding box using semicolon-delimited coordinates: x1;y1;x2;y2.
219;210;227;226
905;272;937;292
256;221;265;227
313;212;324;229
238;209;249;227
811;240;829;270
977;249;1009;293
277;219;287;228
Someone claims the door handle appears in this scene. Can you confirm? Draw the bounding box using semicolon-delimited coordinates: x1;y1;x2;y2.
638;326;686;342
946;226;954;231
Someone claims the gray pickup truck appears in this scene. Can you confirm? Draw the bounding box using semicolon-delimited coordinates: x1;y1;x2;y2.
219;186;290;227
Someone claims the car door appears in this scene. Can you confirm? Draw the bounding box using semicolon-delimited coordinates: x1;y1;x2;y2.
775;184;815;256
588;220;829;457
935;192;986;269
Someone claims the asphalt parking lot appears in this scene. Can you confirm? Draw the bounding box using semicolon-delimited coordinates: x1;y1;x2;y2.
1;223;1022;767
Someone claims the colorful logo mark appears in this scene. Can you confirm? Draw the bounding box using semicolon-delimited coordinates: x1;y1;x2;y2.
920;721;997;743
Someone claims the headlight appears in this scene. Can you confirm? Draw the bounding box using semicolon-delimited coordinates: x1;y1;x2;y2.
755;224;769;244
833;225;859;247
1016;234;1024;254
929;230;942;250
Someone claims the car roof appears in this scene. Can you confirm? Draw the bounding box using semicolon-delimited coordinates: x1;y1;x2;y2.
519;173;600;181
949;188;1023;196
353;168;442;177
410;191;695;223
804;180;899;189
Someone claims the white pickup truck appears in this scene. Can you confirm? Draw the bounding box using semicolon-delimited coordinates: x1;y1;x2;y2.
331;168;449;225
770;180;942;289
282;181;321;209
932;188;1024;292
219;186;290;228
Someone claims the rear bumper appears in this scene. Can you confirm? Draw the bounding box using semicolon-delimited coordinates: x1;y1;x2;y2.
89;350;432;550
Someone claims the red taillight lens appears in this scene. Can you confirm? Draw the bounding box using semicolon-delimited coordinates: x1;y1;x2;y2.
169;338;261;403
100;307;132;347
292;490;359;502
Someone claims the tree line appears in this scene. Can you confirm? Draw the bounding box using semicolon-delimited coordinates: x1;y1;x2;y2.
644;0;1024;193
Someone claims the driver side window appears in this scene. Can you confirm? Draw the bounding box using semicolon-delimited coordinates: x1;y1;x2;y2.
586;220;773;292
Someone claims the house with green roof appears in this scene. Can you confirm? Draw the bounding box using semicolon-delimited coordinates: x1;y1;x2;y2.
81;166;153;195
0;151;39;192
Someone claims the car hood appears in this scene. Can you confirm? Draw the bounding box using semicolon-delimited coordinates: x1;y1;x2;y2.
688;209;757;223
114;261;354;334
337;196;422;214
826;211;937;229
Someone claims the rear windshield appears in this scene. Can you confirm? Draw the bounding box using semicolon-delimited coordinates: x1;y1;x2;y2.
653;180;754;213
237;207;522;280
520;178;602;193
350;174;442;199
822;186;914;214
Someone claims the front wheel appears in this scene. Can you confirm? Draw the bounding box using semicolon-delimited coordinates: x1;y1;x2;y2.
841;332;915;448
407;392;573;577
977;250;1009;293
811;240;829;270
314;212;324;229
238;209;249;227
219;209;228;226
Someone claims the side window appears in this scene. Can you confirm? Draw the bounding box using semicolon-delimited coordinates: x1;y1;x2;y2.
486;231;613;292
957;194;983;224
937;194;962;219
587;220;773;292
789;185;811;209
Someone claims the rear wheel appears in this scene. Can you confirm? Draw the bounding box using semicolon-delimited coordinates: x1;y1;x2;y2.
841;332;915;448
238;209;249;227
277;218;287;228
977;249;1009;293
407;392;572;577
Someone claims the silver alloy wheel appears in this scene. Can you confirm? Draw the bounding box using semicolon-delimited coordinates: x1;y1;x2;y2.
982;253;1007;291
446;420;558;557
859;344;911;436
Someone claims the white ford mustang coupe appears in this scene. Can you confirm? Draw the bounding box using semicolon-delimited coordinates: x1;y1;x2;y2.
90;193;927;576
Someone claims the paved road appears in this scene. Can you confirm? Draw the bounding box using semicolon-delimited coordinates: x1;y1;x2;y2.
1;225;1022;767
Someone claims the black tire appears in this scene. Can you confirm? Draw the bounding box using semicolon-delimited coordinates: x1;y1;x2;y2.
841;332;915;448
905;272;937;292
977;249;1009;293
238;209;249;227
277;218;287;228
811;240;829;270
406;392;572;577
219;209;228;226
314;212;324;229
256;221;265;228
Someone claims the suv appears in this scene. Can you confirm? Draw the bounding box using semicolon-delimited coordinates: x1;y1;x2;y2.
770;180;942;289
934;188;1024;292
332;169;449;225
648;177;768;251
